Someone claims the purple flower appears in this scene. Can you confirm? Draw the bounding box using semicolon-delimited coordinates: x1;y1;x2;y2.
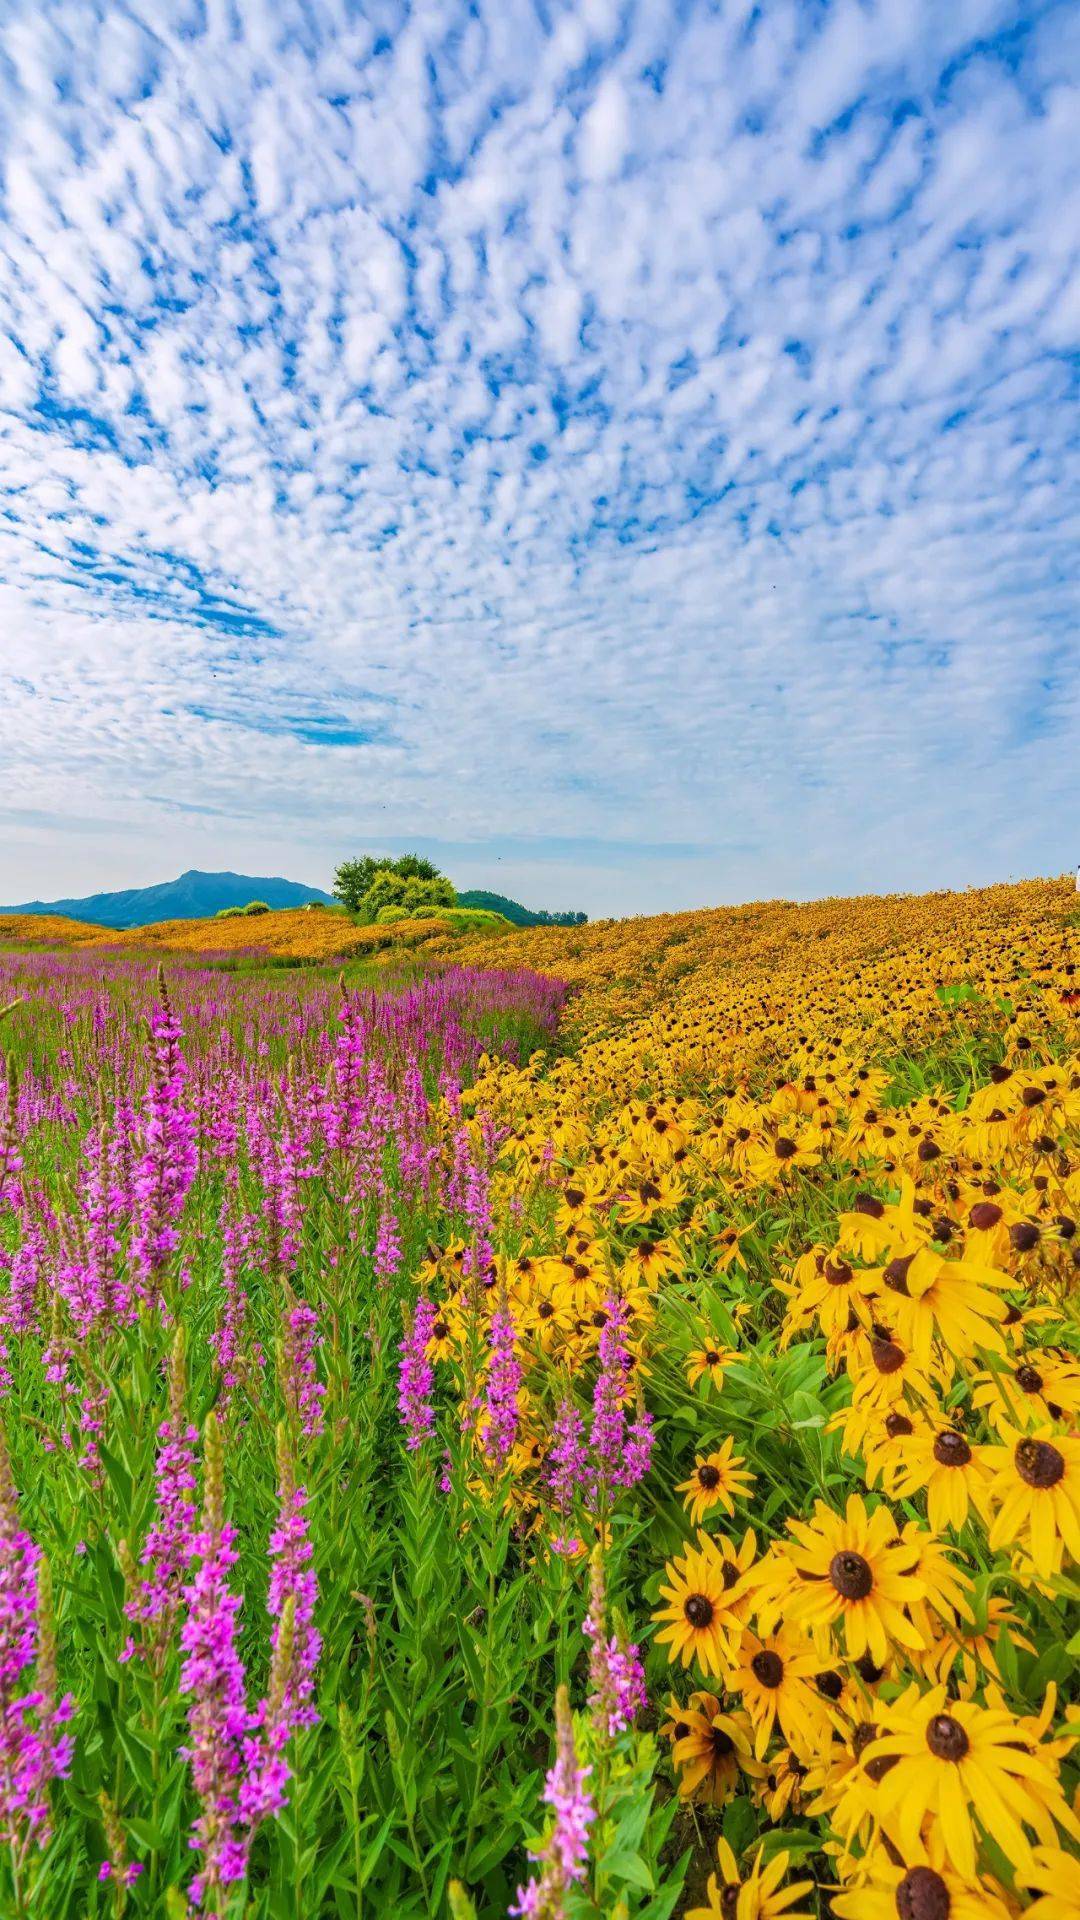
178;1420;253;1907
264;1446;320;1736
546;1400;588;1513
398;1297;437;1452
510;1685;594;1918
132;974;196;1309
483;1298;520;1465
280;1298;326;1440
0;1437;74;1858
582;1554;647;1740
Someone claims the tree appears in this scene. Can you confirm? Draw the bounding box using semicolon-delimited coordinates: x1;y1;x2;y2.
333;856;393;912
392;852;440;882
332;855;455;919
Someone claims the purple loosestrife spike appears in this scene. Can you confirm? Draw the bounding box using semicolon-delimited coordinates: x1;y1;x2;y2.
278;1295;326;1441
126;1328;198;1650
0;1055;23;1217
0;1429;75;1859
545;1400;589;1515
264;1427;320;1736
510;1685;594;1919
397;1297;437;1451
179;1412;254;1907
373;1192;402;1285
582;1553;646;1740
483;1288;521;1466
132;973;196;1310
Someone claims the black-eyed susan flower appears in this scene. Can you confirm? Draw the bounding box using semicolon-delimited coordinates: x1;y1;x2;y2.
686;1340;739;1392
972;1350;1080;1434
868;1681;1080;1879
781;1494;926;1666
756;1746;809;1821
831;1833;1014;1920
882;1248;1010;1365
676;1438;755;1523
984;1424;1080;1578
653;1531;747;1677
888;1426;996;1533
665;1692;762;1805
685;1839;814;1920
730;1627;830;1761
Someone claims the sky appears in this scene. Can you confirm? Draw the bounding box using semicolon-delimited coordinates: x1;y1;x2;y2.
0;1;1078;918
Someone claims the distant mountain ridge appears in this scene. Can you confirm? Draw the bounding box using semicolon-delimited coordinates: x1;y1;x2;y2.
1;870;334;930
456;890;587;927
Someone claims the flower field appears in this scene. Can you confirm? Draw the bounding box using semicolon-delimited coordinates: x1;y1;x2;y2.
0;877;1077;1919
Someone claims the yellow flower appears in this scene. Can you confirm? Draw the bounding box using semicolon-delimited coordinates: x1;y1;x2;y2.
662;1691;762;1805
881;1248;1011;1365
781;1494;927;1666
685;1840;814;1920
972;1350;1080;1433
888;1427;996;1533
676;1438;755;1523
867;1682;1080;1879
652;1531;748;1677
831;1833;1014;1920
686;1341;739;1392
984;1425;1080;1578
729;1627;831;1761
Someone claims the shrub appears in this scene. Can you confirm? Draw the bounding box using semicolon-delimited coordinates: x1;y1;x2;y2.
376;904;408;924
242;901;270;916
215;906;245;920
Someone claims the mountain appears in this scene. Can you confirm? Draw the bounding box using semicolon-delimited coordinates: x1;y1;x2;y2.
0;870;334;930
456;890;587;927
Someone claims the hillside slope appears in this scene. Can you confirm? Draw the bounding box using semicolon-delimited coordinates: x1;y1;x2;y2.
1;869;333;928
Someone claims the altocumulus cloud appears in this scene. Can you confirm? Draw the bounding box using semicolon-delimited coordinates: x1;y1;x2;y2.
0;0;1077;912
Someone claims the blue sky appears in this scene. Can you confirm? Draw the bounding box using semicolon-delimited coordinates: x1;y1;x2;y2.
0;0;1077;915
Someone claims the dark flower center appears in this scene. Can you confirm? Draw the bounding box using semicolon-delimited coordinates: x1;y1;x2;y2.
751;1649;784;1688
815;1669;844;1700
854;1192;884;1218
895;1866;951;1920
774;1136;797;1159
684;1594;714;1629
720;1887;739;1920
698;1464;721;1489
721;1559;739;1590
884;1254;914;1296
711;1727;735;1758
1010;1222;1039;1252
824;1259;852;1286
564;1189;585;1208
872;1339;905;1375
1015;1437;1065;1489
854;1653;884;1683
704;1349;721;1365
433;1320;449;1339
673;1721;689;1740
829;1550;874;1600
968;1201;1002;1231
933;1431;972;1467
537;1302;555;1319
926;1714;969;1762
1014;1364;1043;1394
885;1412;914;1437
852;1722;879;1758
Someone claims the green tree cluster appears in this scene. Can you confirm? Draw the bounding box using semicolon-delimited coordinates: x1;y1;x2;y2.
332;853;456;922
